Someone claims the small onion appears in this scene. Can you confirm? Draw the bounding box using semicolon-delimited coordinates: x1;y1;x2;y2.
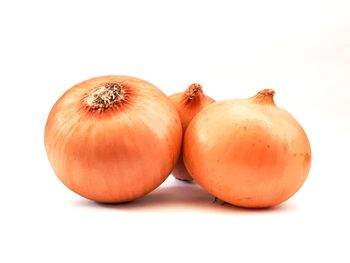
169;83;215;181
45;76;182;203
183;89;311;208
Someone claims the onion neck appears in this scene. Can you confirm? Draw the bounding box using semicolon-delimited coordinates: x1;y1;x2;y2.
251;89;276;106
85;83;125;111
185;83;203;101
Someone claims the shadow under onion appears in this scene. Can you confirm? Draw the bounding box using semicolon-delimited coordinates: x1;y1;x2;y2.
71;179;298;214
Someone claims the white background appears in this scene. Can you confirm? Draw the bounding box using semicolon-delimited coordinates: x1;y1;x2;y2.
1;0;349;262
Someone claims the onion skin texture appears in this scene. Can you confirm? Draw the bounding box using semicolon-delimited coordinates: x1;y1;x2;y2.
183;89;311;208
169;83;215;181
45;76;182;203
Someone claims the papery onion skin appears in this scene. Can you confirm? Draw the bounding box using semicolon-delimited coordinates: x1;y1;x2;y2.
169;83;215;181
183;89;311;208
45;76;182;203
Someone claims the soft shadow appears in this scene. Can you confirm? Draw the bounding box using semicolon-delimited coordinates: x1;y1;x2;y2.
71;179;297;214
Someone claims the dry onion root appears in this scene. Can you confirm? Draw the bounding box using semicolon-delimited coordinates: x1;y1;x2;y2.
45;76;182;203
169;83;215;181
183;89;311;208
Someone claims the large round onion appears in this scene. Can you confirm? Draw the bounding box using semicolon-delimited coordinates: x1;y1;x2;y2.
169;83;215;181
183;89;311;208
45;76;182;203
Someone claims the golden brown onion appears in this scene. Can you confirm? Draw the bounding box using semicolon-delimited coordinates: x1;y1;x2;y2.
169;83;215;181
45;76;182;203
183;89;311;208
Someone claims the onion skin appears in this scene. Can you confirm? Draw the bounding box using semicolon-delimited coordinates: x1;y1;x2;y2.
45;76;182;203
183;89;311;208
169;83;215;181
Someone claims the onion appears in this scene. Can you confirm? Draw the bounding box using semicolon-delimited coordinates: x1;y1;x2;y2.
45;76;182;203
169;83;215;181
183;89;311;208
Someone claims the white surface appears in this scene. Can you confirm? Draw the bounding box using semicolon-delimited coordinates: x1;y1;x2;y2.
1;0;349;262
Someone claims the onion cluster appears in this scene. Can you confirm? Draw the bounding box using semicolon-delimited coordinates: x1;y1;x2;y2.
45;76;311;208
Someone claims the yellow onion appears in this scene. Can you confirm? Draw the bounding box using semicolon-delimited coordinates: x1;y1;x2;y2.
183;89;311;208
169;83;215;181
45;76;182;203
